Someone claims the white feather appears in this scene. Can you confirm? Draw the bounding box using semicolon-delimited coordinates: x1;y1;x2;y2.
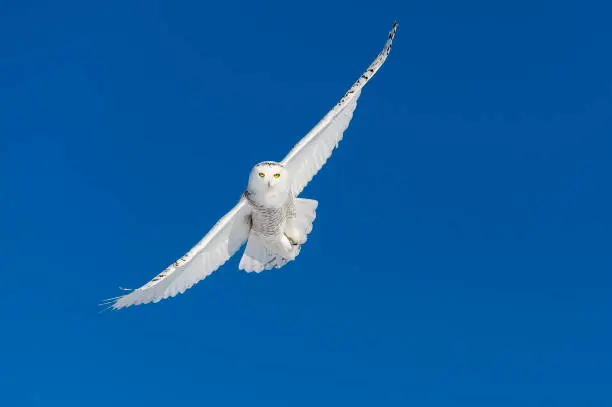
290;198;318;239
282;22;397;195
108;199;251;309
239;233;287;273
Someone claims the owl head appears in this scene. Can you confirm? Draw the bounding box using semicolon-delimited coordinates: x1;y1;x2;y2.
247;161;291;206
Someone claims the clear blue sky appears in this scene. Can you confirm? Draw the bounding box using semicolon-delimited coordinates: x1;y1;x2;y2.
0;1;610;405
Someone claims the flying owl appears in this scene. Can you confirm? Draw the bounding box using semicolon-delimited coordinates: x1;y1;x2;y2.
103;23;398;310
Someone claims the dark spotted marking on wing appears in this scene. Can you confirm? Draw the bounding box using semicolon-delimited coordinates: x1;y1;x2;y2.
257;161;284;167
335;22;398;108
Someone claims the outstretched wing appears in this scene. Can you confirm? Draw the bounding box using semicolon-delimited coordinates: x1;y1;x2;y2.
282;22;397;196
104;199;251;310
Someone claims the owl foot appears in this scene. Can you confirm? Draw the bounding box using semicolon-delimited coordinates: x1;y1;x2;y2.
284;228;306;246
285;235;299;246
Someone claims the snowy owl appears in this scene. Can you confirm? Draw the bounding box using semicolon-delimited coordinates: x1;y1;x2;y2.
103;23;398;310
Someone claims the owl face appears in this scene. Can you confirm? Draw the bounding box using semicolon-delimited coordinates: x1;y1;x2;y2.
247;161;291;206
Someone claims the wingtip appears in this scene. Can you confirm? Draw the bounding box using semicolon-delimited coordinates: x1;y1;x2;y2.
98;303;116;315
389;20;399;38
389;21;399;39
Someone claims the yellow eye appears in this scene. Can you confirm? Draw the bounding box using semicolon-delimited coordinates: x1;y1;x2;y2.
258;172;265;178
273;173;280;178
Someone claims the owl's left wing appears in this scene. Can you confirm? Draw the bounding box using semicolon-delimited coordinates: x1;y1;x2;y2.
103;198;251;310
281;22;397;195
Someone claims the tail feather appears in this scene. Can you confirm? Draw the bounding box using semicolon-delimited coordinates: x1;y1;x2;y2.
239;233;287;273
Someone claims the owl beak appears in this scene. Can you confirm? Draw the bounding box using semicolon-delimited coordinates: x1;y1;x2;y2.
267;181;271;187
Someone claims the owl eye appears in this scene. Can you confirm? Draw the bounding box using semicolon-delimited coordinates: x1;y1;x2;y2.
273;173;280;178
258;172;265;178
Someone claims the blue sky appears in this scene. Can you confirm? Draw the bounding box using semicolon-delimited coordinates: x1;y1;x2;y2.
0;0;611;405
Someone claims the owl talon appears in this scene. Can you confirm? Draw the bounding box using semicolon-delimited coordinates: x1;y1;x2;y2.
285;235;298;246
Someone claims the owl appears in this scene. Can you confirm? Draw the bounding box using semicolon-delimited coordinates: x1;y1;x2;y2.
103;23;397;310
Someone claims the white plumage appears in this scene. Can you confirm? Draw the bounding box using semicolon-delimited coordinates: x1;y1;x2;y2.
103;23;397;310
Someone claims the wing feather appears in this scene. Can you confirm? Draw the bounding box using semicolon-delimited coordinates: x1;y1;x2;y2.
106;198;251;310
282;22;397;195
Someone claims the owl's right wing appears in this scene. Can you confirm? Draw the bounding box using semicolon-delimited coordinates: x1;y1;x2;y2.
103;198;251;310
281;22;397;196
